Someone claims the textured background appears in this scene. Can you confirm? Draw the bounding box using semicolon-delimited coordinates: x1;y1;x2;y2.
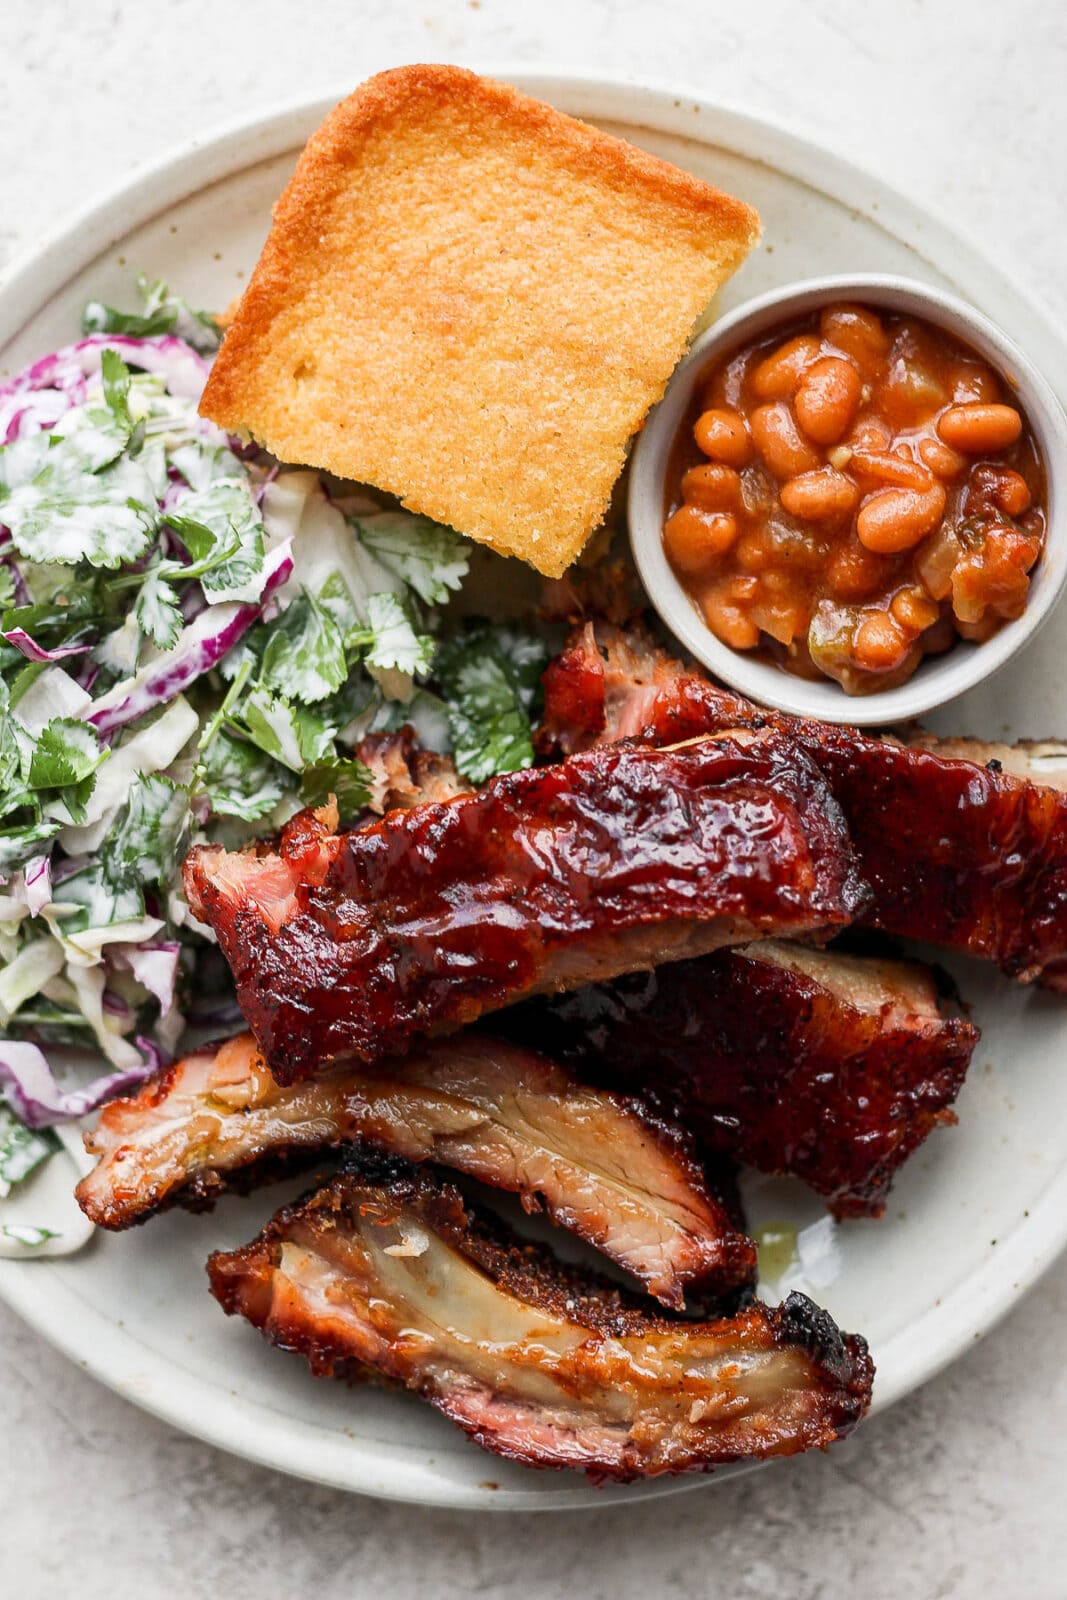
2;3;1066;1596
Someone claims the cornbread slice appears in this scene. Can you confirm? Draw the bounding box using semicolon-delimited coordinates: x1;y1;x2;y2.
200;65;760;577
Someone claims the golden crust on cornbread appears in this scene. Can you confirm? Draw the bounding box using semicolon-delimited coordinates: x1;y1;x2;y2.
199;64;760;577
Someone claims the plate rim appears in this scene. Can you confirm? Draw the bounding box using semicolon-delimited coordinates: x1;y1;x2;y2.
2;68;1067;1511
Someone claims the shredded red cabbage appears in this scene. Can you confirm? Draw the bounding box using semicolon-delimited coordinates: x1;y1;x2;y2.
0;1040;157;1128
86;540;293;737
2;627;91;664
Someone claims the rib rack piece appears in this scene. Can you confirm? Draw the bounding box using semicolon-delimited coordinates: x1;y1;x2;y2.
509;939;978;1217
208;1160;873;1481
76;1031;753;1307
537;622;1067;987
184;733;865;1083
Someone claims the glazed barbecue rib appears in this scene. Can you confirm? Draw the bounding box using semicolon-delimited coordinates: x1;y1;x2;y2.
510;939;978;1217
76;1031;755;1307
208;1159;873;1480
288;725;970;1215
184;732;866;1083
537;622;1067;987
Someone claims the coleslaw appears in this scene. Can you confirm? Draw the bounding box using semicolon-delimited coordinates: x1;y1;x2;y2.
0;279;549;1181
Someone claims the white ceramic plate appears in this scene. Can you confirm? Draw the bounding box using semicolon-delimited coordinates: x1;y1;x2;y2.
3;74;1067;1513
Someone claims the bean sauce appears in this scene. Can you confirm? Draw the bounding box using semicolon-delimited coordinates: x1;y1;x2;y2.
663;302;1048;693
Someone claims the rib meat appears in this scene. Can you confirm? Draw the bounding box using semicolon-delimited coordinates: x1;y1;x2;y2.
76;1031;754;1307
508;939;978;1217
355;727;471;814
184;733;866;1083
897;730;1067;790
537;622;1067;987
208;1160;873;1480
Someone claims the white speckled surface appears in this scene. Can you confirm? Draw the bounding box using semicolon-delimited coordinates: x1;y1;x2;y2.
2;2;1066;1594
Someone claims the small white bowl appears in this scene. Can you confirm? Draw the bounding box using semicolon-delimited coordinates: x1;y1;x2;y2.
629;273;1067;726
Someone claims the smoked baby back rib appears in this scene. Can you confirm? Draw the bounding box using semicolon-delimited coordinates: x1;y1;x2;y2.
537;621;1067;987
508;940;978;1217
76;1030;755;1308
207;1159;873;1481
183;733;866;1083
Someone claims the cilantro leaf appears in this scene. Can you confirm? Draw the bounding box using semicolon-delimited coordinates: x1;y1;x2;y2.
0;819;62;876
55;774;189;936
240;688;336;772
199;728;288;822
433;628;550;784
83;297;177;340
169;442;248;491
0;1105;59;1195
0;681;21;794
259;591;348;704
54;859;145;934
29;718;107;790
133;562;183;650
492;624;553;713
1;591;101;644
3;441;160;567
355;514;470;606
82;275;221;354
107;774;189;885
357;592;435;677
0;1225;60;1248
317;570;360;636
165;479;266;602
100;347;133;431
299;755;373;822
317;664;377;741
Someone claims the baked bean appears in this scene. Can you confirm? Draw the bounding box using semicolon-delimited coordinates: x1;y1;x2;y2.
850;448;934;490
694;407;752;466
680;462;744;512
987;525;1041;572
780;469;859;521
826;540;887;601
938;403;1022;453
722;572;761;603
761;569;796;598
751;597;807;646
820;305;890;376
949;361;1000;404
751;335;821;400
853;610;910;671
795;357;863;444
663;506;739;573
891;587;941;633
846;416;894;453
735;531;773;572
664;299;1046;692
991;468;1032;517
951;534;1034;624
879;357;948;423
702;591;761;649
918;435;968;480
750;402;822;479
856;482;947;554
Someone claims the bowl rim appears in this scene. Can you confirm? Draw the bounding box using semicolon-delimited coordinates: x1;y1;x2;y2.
628;271;1067;726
